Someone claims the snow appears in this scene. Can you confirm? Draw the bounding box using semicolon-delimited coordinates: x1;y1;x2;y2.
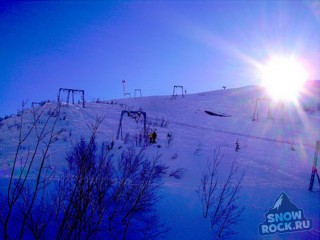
0;85;319;239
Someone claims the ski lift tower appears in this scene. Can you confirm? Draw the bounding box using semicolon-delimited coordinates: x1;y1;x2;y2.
308;140;320;191
134;89;142;98
173;85;184;97
57;88;85;108
252;98;271;121
122;80;126;96
116;110;147;140
122;80;131;97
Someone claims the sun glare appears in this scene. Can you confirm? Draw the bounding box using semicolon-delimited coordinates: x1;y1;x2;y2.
259;56;308;102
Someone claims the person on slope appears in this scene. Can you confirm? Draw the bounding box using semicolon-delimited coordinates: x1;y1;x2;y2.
149;130;154;143
152;130;157;143
235;139;240;152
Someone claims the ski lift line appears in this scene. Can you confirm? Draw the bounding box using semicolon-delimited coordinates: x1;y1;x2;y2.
147;116;316;150
163;181;308;195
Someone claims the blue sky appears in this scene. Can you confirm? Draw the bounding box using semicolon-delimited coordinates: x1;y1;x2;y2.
1;1;320;116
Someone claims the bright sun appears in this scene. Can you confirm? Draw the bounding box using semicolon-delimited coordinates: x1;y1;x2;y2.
259;56;308;102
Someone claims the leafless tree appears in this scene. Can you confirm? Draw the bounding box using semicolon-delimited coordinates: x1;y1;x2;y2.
108;149;168;240
196;147;222;218
197;147;244;239
210;160;244;239
1;106;168;240
54;119;167;239
0;102;62;239
169;168;185;179
54;117;115;240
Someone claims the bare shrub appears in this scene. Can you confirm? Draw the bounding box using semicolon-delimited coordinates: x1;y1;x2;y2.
0;102;62;239
196;148;222;218
54;120;167;239
108;149;168;239
169;168;185;179
194;147;202;156
1;110;167;240
171;152;178;160
210;160;244;239
54;117;114;239
160;118;169;128
196;147;244;239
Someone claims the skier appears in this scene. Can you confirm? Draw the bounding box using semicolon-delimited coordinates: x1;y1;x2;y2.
235;139;240;152
167;132;172;144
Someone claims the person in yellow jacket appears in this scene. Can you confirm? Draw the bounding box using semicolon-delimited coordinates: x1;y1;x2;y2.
149;131;153;143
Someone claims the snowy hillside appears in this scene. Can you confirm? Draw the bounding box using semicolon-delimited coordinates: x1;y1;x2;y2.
0;85;319;239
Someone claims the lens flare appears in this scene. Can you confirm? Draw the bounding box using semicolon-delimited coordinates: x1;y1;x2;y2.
259;56;309;102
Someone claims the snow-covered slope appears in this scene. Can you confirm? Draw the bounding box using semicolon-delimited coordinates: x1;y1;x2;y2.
0;85;319;239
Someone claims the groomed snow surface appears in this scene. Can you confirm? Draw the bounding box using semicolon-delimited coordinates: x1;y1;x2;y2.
0;86;319;239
